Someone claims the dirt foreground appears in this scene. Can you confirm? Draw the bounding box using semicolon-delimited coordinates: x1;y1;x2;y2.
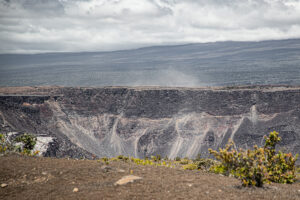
1;154;300;200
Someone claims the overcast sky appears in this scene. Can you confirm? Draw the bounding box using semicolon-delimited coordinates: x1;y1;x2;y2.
1;0;300;53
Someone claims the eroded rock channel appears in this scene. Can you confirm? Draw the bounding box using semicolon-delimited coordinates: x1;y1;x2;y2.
0;86;300;160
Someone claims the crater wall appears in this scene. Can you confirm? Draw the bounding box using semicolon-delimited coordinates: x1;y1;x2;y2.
0;86;299;160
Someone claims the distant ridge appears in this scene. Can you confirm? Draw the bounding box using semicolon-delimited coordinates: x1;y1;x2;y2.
0;39;300;87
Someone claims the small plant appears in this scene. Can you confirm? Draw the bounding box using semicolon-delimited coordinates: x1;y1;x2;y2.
195;158;216;170
183;163;198;170
164;155;169;161
33;150;40;156
150;155;162;162
179;159;189;165
131;157;154;166
15;133;37;155
209;131;298;187
175;156;181;161
151;155;157;162
117;155;129;162
123;156;129;161
209;163;227;174
209;141;269;187
0;133;38;156
209;141;239;176
101;157;109;165
110;157;118;162
263;131;298;184
0;133;11;153
156;154;161;161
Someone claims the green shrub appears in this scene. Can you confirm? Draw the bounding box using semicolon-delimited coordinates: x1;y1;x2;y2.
130;157;154;166
1;133;38;156
195;158;216;170
0;133;11;153
117;155;129;161
175;156;181;161
151;155;157;162
183;163;198;170
264;131;298;184
101;157;109;165
209;141;237;175
209;141;269;187
179;159;189;165
0;134;7;153
209;131;298;187
15;133;37;152
110;157;118;162
156;154;161;161
209;163;228;174
150;155;162;162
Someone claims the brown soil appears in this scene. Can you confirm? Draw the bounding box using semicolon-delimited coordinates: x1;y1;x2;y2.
1;154;300;200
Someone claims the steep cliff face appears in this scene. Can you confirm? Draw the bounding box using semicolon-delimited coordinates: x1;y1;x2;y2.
0;86;299;160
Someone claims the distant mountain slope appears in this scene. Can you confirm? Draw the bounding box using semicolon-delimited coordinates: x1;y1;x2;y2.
0;39;300;87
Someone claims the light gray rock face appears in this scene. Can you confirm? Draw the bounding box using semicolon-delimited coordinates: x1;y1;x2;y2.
0;86;299;160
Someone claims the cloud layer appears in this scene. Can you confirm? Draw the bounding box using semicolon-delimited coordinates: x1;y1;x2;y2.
1;0;300;53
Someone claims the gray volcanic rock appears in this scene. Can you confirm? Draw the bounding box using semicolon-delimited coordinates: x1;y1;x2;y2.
0;86;299;161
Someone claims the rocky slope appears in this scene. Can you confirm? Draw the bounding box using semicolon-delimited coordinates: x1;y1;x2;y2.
0;86;299;160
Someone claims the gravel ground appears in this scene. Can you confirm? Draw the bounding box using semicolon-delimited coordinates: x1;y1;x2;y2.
1;154;300;200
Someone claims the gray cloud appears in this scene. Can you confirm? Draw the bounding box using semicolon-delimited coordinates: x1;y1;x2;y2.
1;0;300;53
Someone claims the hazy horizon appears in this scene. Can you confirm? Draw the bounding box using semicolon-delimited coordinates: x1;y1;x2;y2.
1;38;300;55
1;39;300;87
